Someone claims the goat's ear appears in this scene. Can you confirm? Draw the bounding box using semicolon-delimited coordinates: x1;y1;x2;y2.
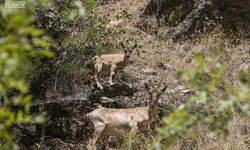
132;43;137;49
121;42;126;49
160;85;168;93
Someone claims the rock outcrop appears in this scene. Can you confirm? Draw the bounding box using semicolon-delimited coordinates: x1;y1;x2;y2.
138;0;250;40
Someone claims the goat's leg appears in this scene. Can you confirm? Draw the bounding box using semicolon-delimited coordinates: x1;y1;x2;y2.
128;121;138;149
109;65;117;85
93;63;103;90
94;72;103;90
88;122;105;150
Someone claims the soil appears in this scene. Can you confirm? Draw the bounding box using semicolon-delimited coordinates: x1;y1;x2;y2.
15;0;250;149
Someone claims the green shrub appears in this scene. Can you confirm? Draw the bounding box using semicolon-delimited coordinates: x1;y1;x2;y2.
0;1;52;149
154;44;250;149
32;0;122;96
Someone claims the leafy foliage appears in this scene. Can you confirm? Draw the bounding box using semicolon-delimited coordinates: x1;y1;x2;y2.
0;1;52;149
32;0;122;96
154;45;250;149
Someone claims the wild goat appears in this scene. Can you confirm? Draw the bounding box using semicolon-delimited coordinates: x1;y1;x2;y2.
86;81;167;150
89;42;137;89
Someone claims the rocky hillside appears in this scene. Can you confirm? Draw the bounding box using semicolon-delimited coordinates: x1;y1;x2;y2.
14;0;250;150
139;0;250;39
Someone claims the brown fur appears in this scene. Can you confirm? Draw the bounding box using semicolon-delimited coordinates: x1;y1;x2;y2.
89;43;137;89
86;82;167;150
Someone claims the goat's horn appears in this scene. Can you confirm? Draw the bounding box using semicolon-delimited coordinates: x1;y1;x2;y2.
132;43;138;49
136;49;140;57
161;85;168;93
121;42;125;48
144;82;150;91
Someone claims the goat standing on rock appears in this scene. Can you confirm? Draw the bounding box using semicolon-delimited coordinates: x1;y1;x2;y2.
86;81;167;150
89;42;137;90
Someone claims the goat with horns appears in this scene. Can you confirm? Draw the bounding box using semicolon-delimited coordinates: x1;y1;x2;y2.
88;42;137;90
86;80;167;150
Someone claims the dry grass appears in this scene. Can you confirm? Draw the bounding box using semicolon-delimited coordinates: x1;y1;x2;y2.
165;115;250;150
195;116;250;150
127;32;250;149
91;1;250;149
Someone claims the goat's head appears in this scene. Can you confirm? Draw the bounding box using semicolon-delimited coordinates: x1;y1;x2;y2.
121;42;137;58
144;79;168;105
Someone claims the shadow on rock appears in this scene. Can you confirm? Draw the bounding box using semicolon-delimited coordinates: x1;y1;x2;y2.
89;83;137;101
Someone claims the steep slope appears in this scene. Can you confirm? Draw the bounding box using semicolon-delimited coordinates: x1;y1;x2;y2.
15;0;250;149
